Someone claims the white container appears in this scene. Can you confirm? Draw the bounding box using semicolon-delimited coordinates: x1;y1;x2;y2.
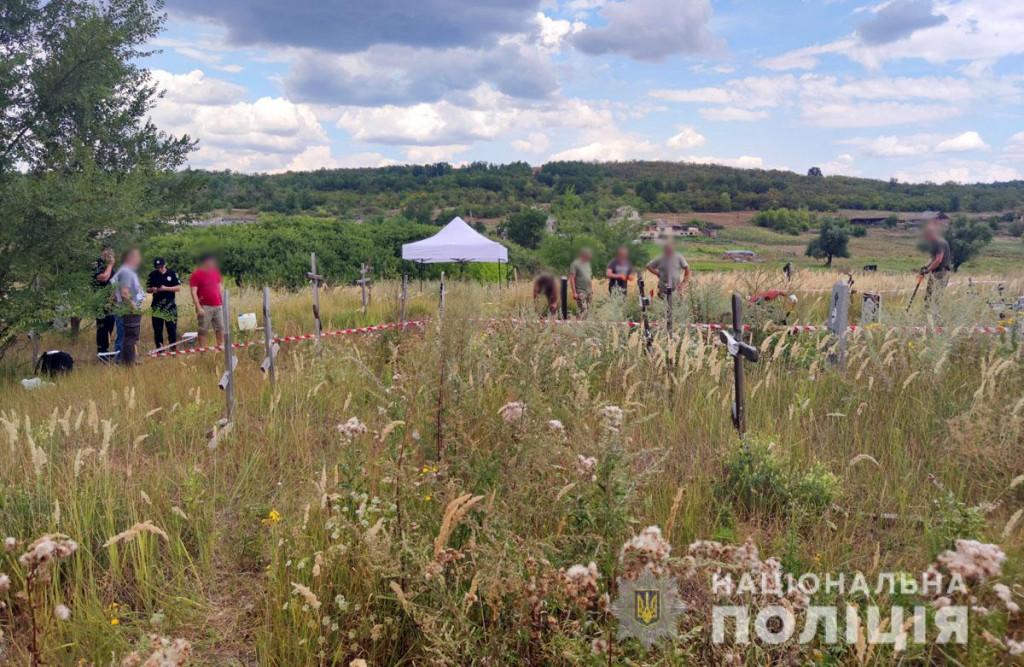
237;312;257;331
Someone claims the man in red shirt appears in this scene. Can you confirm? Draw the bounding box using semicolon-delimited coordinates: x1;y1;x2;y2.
189;253;224;347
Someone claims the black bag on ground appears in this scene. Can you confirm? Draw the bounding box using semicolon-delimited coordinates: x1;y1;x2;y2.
36;350;74;376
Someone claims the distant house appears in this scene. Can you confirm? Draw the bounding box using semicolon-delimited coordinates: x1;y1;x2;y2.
638;219;697;241
610;205;641;223
850;211;949;228
723;249;757;262
702;228;719;239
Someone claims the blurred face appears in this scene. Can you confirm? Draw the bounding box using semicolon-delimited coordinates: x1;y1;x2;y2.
202;256;218;270
125;249;141;268
100;248;114;263
662;243;675;257
923;224;939;242
615;247;629;261
580;249;592;262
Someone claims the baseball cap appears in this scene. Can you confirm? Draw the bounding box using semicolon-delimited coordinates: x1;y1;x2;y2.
153;257;166;268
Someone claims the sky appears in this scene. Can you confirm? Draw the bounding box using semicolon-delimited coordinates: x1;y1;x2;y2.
145;0;1024;183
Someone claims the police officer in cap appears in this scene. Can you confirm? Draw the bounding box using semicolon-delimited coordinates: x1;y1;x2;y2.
147;257;181;349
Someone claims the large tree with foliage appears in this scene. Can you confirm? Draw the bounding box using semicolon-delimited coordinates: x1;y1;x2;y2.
806;218;855;267
0;0;194;354
945;215;993;271
500;208;547;249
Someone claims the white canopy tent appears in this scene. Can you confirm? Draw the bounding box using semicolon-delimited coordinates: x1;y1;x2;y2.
401;217;508;264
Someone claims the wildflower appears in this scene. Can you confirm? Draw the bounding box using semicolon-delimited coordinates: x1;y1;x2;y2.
262;509;282;526
111;618;120;626
575;455;598;481
120;635;192;667
1008;639;1024;656
423;494;432;502
3;537;15;552
994;583;1019;614
19;534;78;582
599;405;623;433
591;638;609;655
547;419;564;432
337;417;368;441
936;540;1006;583
0;573;10;592
55;604;71;620
498;401;525;423
620;525;670;579
350;660;368;667
291;582;322;611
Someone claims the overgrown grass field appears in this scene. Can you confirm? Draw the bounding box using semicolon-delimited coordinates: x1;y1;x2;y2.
1;273;1022;665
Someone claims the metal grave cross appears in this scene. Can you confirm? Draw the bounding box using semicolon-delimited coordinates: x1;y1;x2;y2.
307;252;323;350
718;294;759;437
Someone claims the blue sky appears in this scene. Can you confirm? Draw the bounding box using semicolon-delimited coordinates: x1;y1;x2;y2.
145;0;1024;182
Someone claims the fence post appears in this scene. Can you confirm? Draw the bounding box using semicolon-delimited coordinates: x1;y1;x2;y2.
307;252;323;352
638;277;653;352
399;273;408;324
560;276;569;320
665;287;675;338
360;262;369;316
261;287;277;388
220;288;236;421
439;271;446;316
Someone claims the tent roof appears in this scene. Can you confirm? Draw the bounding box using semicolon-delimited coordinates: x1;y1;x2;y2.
401;216;509;264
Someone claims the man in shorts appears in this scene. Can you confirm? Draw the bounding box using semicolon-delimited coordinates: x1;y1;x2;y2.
189;253;224;347
645;242;691;297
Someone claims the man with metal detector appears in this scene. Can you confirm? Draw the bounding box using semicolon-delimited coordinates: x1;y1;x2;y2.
918;220;952;304
645;241;691;336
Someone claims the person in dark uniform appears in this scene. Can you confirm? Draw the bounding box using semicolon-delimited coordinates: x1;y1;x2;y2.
920;220;952;303
605;245;633;296
92;247;117;355
147;257;181;349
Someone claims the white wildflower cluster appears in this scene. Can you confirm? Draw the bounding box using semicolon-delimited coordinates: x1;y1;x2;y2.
993;583;1020;614
619;525;671;579
19;533;78;582
336;417;368;441
55;604;71;620
547;419;564;432
563;561;599;601
498;401;525;424
935;539;1006;584
598;405;623;434
120;635;193;667
1008;638;1024;656
687;537;809;611
575;455;598;481
0;573;10;593
3;536;15;552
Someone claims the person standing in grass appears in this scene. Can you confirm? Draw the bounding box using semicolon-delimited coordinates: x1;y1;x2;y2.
645;241;691;297
189;253;224;347
147;257;181;349
605;245;633;297
568;248;593;319
532;273;558;318
920;220;952;302
112;248;145;365
92;247;117;356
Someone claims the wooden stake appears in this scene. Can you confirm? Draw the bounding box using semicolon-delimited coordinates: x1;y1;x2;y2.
399;273;408;324
307;252;323;351
439;271;446;315
221;288;235;420
560;276;569;320
638;277;653;352
360;262;369;316
261;287;277;388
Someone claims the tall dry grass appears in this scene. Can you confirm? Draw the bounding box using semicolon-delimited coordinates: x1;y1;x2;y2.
0;277;1021;664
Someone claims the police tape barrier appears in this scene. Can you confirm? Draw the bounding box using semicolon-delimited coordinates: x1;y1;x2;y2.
149;316;1016;359
149;320;429;358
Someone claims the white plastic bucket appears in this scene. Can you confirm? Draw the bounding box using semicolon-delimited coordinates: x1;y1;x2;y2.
237;312;257;331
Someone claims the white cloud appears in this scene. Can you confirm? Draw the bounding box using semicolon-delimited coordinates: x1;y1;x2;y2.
334;86;612;146
666;126;706;150
285;145;396;171
935;131;989;153
699;107;770;122
683;155;767;169
536;12;586;51
549;132;663;161
893;161;1022;184
844;131;990;156
817;153;860;176
404;144;470;163
512;132;551;153
150;69;331;172
765;0;1024;70
152;69;246;105
653;73;1020;128
1006;131;1024;155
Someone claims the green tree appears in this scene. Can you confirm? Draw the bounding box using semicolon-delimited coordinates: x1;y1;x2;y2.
501;208;547;249
0;0;194;354
946;215;993;271
807;167;823;178
806;218;852;267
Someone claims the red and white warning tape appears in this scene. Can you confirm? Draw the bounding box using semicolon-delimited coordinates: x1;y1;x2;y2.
149;320;428;358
